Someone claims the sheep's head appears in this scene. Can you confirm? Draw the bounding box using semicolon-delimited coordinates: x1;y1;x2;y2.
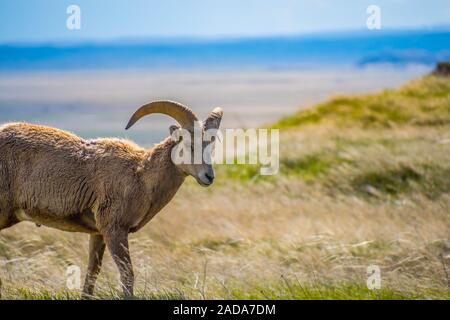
125;100;223;187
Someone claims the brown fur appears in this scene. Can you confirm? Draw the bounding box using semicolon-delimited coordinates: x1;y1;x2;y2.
0;122;188;296
0;102;222;297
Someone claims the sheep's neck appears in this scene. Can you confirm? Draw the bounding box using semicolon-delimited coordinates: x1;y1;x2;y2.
141;137;185;213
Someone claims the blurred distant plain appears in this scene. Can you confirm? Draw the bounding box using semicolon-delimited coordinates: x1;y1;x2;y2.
1;29;449;145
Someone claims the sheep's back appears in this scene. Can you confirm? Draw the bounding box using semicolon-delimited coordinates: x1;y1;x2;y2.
0;123;97;217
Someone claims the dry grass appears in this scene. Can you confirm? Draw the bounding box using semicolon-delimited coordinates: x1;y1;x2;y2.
0;76;449;299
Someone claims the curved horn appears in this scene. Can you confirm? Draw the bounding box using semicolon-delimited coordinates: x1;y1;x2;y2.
125;100;198;130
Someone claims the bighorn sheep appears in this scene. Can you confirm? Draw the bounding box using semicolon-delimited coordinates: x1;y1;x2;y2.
0;101;223;297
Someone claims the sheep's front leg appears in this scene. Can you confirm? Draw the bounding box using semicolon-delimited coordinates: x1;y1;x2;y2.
82;234;106;297
105;230;134;298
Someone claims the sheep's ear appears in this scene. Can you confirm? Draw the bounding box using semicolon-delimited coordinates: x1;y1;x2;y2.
204;107;223;130
169;125;183;142
169;125;179;135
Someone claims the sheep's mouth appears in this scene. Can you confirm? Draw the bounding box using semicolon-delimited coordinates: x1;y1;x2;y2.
196;177;213;187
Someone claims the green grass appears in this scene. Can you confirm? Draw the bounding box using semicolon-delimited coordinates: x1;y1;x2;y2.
352;165;423;196
227;282;448;300
351;164;450;199
273;76;450;129
217;163;262;182
217;149;347;183
219;140;449;199
1;287;187;300
4;281;448;300
280;151;350;181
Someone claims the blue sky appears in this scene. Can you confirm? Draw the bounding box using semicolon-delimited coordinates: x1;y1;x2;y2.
0;0;449;43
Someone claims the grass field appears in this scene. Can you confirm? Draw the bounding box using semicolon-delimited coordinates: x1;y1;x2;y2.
0;75;449;300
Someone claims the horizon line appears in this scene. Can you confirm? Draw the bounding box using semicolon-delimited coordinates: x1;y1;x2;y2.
2;24;450;47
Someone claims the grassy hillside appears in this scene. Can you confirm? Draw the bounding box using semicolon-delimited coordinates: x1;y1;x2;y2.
0;75;449;300
274;76;450;129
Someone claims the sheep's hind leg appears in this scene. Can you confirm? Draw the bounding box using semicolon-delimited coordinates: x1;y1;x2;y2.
82;234;106;298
